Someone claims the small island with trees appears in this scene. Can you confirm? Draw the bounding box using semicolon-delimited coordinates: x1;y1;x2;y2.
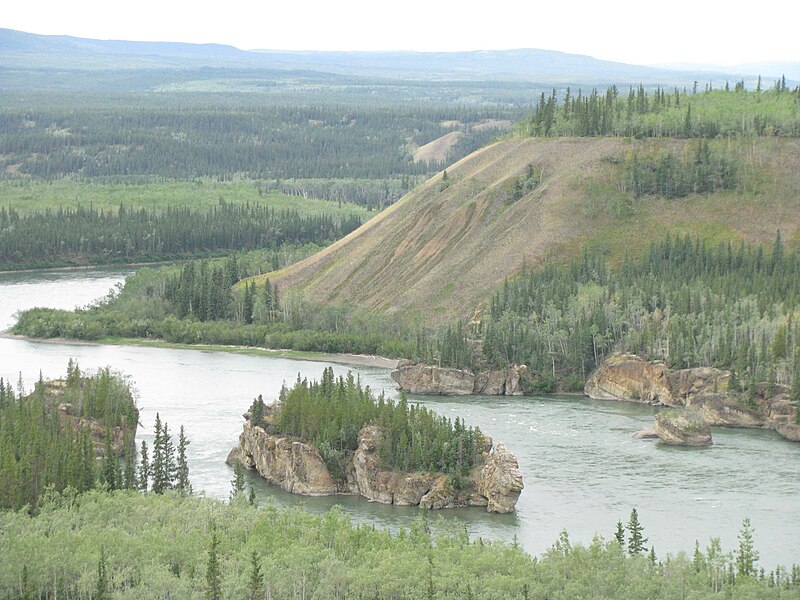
227;367;524;512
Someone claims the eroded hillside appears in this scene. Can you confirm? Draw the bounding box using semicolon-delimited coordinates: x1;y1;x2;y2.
260;136;800;325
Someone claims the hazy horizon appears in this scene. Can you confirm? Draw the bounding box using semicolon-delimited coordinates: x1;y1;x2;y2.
4;0;798;67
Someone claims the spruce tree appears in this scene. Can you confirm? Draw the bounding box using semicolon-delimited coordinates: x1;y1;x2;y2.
737;517;759;577
96;547;108;600
151;414;165;494
138;440;150;492
176;425;191;495
627;508;648;555
231;462;246;500
248;551;263;600
206;527;222;600
614;521;625;546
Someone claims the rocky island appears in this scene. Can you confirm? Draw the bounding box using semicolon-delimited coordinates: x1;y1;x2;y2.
227;368;523;512
586;354;800;444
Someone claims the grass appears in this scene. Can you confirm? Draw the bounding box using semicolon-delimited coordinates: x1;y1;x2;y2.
0;178;371;219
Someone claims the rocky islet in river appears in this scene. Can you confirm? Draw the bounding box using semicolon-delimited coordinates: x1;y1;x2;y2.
587;353;800;444
227;399;524;513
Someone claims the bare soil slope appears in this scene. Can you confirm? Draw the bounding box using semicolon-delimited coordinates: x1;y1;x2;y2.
259;137;800;325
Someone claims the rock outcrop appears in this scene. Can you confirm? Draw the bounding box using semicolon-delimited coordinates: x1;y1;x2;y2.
653;409;713;446
587;354;800;442
226;420;339;495
391;360;527;396
228;410;523;512
57;402;137;455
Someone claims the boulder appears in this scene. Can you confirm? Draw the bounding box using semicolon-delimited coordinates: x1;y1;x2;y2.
776;423;800;442
654;409;713;446
633;428;659;439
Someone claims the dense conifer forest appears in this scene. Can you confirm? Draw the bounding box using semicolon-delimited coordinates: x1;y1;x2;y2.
0;202;362;269
0;100;517;185
258;367;485;479
445;233;800;394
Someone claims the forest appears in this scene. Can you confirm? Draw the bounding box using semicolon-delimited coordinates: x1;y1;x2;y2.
0;99;518;187
0;203;362;269
439;233;800;394
1;488;798;599
260;367;485;479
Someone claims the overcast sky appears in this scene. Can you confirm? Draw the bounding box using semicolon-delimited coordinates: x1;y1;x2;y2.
4;0;798;66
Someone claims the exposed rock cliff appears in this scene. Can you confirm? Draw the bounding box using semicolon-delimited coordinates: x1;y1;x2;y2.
227;410;523;512
391;360;527;396
653;409;713;446
588;354;799;442
226;420;340;495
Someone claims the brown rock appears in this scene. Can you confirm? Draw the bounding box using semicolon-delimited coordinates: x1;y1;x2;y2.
475;443;524;513
391;362;475;395
227;421;340;496
654;409;712;446
584;354;673;404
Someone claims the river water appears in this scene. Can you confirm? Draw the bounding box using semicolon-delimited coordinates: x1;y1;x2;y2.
1;268;798;568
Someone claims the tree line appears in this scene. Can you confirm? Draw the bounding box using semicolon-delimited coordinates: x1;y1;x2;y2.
518;86;800;139
0;202;362;269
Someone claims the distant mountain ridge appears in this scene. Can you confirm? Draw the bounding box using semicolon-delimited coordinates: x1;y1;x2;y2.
0;27;759;86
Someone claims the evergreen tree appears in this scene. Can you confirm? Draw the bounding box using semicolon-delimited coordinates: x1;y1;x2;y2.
248;550;263;600
138;440;150;493
151;414;166;494
205;527;222;600
627;508;648;555
614;521;625;546
231;463;246;500
96;547;108;600
176;425;191;495
736;517;759;577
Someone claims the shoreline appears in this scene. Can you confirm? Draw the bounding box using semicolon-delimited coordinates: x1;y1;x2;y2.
0;260;176;275
0;330;399;370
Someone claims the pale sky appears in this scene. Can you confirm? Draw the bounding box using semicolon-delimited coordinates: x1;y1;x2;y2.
3;0;799;66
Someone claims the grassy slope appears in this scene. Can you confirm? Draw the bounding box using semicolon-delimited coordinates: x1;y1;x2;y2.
257;136;800;326
0;179;371;219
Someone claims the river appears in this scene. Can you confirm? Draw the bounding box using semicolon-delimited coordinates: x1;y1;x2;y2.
1;267;798;568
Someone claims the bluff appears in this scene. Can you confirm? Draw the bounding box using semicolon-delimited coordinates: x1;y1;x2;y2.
390;360;527;396
259;137;800;325
586;354;800;442
227;404;523;513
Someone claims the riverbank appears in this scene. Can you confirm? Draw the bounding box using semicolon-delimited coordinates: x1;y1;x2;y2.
0;330;399;369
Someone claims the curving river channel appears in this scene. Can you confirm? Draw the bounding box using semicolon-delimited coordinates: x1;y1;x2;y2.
1;268;798;568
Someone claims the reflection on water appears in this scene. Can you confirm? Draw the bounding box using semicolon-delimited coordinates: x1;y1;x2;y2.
1;268;799;568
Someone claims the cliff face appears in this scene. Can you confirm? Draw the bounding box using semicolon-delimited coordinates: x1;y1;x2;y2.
226;420;340;495
587;354;799;442
227;415;523;513
391;360;527;396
